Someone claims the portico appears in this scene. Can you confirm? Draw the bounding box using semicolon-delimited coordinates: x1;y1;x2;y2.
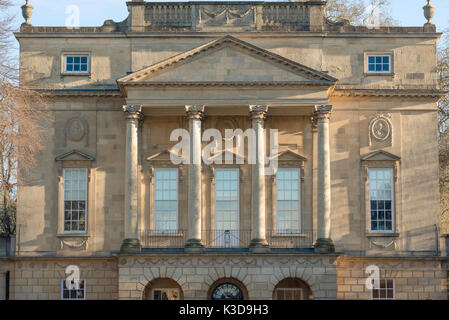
117;35;337;253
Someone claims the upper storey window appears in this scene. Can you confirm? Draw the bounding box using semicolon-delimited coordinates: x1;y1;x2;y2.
63;168;88;233
365;53;393;74
154;168;178;233
276;168;301;234
368;55;390;73
369;168;394;233
62;53;90;75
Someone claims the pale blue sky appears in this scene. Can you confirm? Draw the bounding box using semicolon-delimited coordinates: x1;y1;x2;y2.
6;0;449;31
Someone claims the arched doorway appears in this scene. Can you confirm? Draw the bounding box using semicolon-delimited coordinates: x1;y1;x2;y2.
273;278;313;300
143;278;184;300
208;278;248;300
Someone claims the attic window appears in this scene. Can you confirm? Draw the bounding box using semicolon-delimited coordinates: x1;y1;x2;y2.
368;55;390;73
364;52;394;75
62;53;90;75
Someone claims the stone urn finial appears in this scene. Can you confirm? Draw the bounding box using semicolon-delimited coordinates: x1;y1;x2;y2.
423;0;435;25
21;0;33;25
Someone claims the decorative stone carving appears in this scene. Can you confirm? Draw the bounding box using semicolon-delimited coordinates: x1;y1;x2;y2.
123;104;144;121
199;6;255;29
423;0;434;25
142;2;311;32
249;105;268;121
59;237;88;250
185;105;205;120
313;105;332;121
21;0;33;25
64;116;89;147
369;113;392;145
369;238;397;249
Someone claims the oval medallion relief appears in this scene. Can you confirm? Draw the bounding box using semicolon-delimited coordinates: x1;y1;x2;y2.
371;118;391;141
369;114;392;144
67;118;85;142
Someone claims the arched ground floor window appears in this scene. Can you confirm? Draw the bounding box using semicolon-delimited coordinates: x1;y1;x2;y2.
208;278;248;300
143;278;184;300
273;278;313;300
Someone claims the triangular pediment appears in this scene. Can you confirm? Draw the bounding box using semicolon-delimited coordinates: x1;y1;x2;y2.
270;150;307;162
146;149;185;163
117;36;337;86
361;150;400;161
55;150;95;161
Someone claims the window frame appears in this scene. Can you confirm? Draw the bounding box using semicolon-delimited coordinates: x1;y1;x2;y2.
60;279;86;300
364;51;394;76
275;168;302;234
62;168;88;234
371;278;395;300
361;152;401;238
61;52;91;76
368;168;395;234
152;167;179;234
213;168;240;232
152;288;181;300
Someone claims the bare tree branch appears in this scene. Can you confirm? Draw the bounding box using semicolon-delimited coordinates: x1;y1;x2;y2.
0;0;48;235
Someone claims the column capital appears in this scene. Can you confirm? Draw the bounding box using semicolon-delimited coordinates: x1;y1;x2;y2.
249;105;268;121
123;104;144;121
185;105;205;120
313;105;332;121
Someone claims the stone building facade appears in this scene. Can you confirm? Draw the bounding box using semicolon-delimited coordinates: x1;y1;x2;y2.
0;0;447;300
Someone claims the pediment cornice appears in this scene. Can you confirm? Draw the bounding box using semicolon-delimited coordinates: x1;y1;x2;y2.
361;150;400;162
117;35;337;90
55;150;95;162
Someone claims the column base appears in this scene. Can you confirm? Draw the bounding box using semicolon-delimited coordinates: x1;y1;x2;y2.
314;238;335;253
185;239;204;253
250;239;270;253
120;238;141;253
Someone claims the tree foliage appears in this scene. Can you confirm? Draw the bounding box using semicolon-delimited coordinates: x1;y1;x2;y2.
325;0;395;26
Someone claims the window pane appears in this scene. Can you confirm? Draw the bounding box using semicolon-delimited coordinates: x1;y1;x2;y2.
276;169;301;233
214;169;240;247
63;169;87;232
62;280;85;300
154;169;178;232
65;55;89;73
369;169;394;232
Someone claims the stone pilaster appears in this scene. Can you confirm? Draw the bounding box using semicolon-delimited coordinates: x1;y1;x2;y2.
185;105;205;251
121;104;144;253
249;105;269;252
314;105;335;253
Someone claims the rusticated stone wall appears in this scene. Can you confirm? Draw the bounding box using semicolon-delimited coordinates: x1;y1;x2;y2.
6;258;118;300
117;254;339;300
337;257;447;300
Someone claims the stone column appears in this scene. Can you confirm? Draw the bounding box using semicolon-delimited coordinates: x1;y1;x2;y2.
185;105;205;250
121;104;144;253
249;105;269;252
314;105;335;253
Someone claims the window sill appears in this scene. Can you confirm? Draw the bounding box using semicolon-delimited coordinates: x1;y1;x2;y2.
364;72;395;77
57;233;90;238
366;233;399;238
61;72;91;77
